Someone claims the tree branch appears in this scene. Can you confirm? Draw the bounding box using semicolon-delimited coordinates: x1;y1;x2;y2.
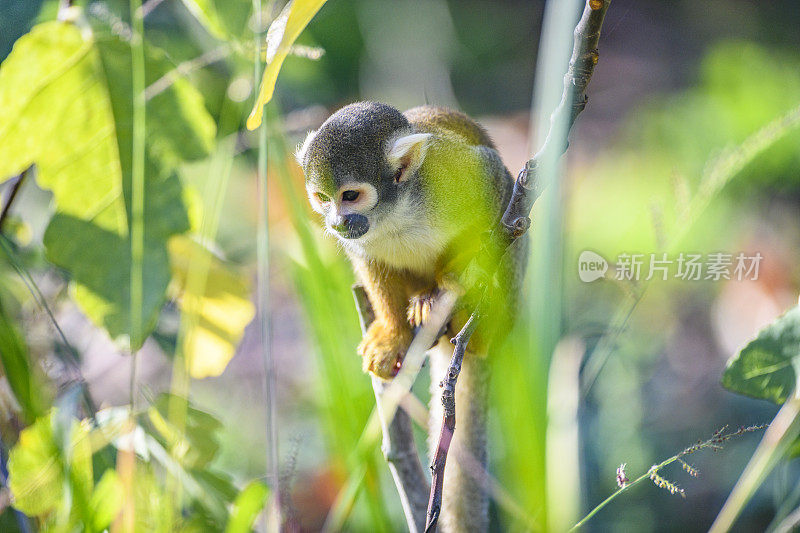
352;286;429;533
424;1;611;531
425;307;481;532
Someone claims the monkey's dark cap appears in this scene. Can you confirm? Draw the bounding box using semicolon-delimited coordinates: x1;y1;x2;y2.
308;102;409;178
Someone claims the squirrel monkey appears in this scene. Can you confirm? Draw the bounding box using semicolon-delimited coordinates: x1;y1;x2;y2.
297;101;526;379
297;102;526;531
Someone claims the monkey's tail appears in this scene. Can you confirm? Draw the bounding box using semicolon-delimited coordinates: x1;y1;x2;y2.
428;338;490;533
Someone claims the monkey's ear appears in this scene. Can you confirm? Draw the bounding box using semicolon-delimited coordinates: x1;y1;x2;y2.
295;130;317;166
387;133;431;182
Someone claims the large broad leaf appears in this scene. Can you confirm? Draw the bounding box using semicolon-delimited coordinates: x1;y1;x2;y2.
722;304;800;404
0;23;127;239
247;0;328;129
168;236;255;378
0;21;215;349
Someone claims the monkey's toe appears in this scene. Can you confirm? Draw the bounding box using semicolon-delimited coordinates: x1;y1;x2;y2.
358;322;411;380
362;347;404;379
408;290;438;328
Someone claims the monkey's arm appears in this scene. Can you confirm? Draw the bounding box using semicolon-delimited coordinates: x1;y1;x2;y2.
352;257;417;379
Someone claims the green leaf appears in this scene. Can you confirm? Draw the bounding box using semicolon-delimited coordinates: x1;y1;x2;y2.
0;299;49;421
247;0;328;129
88;470;123;532
0;21;215;349
0;22;127;243
7;414;61;516
191;468;240;528
722;304;800;404
225;481;270;533
147;394;222;468
8;411;93;518
168;235;255;378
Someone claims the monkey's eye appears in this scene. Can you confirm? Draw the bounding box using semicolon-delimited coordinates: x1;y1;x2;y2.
315;192;331;204
341;190;360;202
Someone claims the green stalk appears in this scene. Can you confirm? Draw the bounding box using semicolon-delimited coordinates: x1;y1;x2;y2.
126;1;146;529
570;425;768;530
569;462;669;531
253;1;280;528
129;0;146;407
525;0;583;527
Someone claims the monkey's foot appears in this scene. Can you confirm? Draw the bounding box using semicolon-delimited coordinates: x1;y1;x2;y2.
358;321;412;379
408;289;439;328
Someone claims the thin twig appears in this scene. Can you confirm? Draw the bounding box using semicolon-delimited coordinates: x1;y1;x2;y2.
425;307;481;532
0;168;97;415
144;45;231;101
0;235;98;417
352;286;429;533
423;1;611;530
0;167;29;233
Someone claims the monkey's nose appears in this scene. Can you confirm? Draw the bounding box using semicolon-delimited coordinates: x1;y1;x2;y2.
332;213;369;239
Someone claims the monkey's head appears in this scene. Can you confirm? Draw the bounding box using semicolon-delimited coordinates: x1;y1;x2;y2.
296;102;431;245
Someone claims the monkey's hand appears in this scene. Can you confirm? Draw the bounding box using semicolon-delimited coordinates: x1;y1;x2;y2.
407;289;440;328
358;321;413;379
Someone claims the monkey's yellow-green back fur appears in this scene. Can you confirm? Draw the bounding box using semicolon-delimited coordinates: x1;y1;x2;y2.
404;106;495;148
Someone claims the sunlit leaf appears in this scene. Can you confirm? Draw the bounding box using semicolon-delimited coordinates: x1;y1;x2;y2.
0;22;215;350
8;411;93;517
722;304;800;404
168;236;255;378
0;23;127;242
7;415;61;516
246;0;328;130
225;481;270;533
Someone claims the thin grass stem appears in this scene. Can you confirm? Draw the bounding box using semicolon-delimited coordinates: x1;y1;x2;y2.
253;1;280;529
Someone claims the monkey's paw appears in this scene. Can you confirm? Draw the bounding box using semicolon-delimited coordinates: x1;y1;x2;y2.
407;290;439;328
358;322;412;379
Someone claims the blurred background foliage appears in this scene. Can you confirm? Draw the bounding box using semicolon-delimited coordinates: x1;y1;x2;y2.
0;0;799;531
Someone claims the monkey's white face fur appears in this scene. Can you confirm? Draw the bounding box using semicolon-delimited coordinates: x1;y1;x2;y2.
345;191;449;276
299;129;447;275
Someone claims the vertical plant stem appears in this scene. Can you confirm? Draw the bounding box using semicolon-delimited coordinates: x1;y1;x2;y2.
129;0;146;408
253;0;280;528
125;1;146;530
527;0;585;528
